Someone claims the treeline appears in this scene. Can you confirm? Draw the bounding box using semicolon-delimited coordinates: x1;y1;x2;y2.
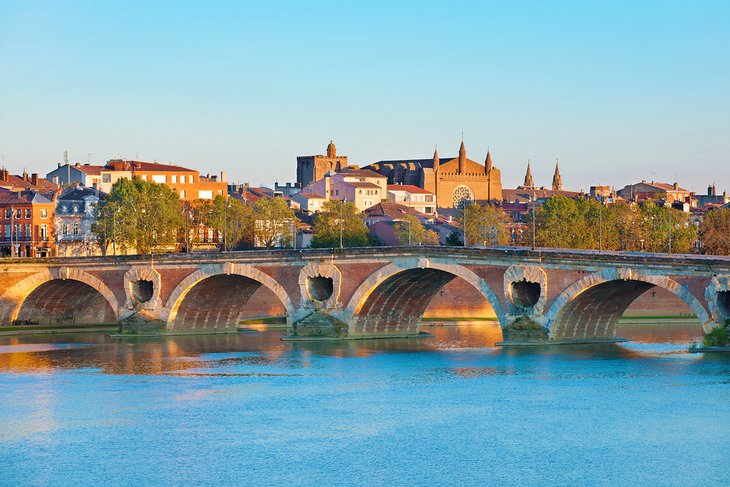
92;179;730;255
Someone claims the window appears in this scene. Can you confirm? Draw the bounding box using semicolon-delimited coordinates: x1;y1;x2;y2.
199;190;213;200
102;173;111;183
40;224;48;241
4;224;9;238
72;205;79;213
24;209;31;219
188;175;194;184
15;209;21;219
152;175;166;184
5;209;10;219
40;209;48;219
141;175;147;181
73;223;79;235
179;175;185;184
171;175;177;183
24;224;31;240
179;190;186;199
62;223;68;235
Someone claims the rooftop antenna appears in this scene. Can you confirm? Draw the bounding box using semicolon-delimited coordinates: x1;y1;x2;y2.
87;153;92;164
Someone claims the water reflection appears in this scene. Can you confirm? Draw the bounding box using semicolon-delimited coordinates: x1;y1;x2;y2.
0;319;717;376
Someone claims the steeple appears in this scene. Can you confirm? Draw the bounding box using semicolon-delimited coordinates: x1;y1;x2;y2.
523;160;534;188
433;147;439;172
552;159;562;191
484;149;493;173
326;140;336;158
458;139;466;174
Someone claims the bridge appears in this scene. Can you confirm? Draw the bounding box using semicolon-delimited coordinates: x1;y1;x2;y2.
0;247;728;343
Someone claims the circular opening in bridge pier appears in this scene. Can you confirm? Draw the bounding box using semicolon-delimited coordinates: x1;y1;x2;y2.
717;291;730;318
511;279;541;308
307;276;334;302
132;280;154;303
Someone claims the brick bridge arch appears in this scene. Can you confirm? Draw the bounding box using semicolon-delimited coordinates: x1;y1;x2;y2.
165;262;294;330
0;267;120;325
341;258;506;336
546;268;713;339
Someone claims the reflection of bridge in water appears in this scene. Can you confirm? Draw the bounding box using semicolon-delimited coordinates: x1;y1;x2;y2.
0;247;728;344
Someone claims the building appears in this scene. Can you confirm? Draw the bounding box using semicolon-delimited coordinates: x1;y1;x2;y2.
0;169;59;198
364;140;503;209
695;184;729;208
304;168;387;212
54;187;105;257
292;192;328;214
47;163;105;188
98;159;227;200
386;184;436;215
362;202;433;246
296;141;348;188
617;180;695;206
0;188;55;257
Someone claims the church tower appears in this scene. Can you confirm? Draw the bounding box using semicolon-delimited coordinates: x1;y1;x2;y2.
523;160;534;189
458;140;466;174
433;147;439;173
552;159;562;191
326;140;336;158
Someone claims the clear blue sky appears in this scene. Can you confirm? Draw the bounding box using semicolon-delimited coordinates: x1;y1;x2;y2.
1;0;728;192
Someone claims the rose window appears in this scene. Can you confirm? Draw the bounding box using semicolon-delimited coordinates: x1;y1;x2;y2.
452;185;474;209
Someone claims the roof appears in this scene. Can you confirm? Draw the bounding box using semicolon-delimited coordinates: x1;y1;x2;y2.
387;184;432;194
0;173;60;193
362;201;427;220
297;192;326;199
75;164;104;175
627;181;690;193
339;168;387;179
59;187;106;201
105;159;196;173
0;188;53;204
348;181;382;189
502;188;583;203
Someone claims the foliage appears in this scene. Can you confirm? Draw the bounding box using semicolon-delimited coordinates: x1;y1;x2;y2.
698;208;730;255
445;230;463;246
702;325;728;348
423;229;441;245
252;197;297;248
460;203;510;246
181;196;256;251
310;200;369;248
93;177;182;254
393;214;426;245
527;195;696;252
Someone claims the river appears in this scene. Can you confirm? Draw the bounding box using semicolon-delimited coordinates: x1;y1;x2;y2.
0;322;728;486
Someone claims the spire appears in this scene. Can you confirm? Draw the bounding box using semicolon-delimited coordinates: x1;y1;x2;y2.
433;146;439;172
484;149;493;173
326;140;336;158
552;158;562;191
458;139;466;174
523;159;534;189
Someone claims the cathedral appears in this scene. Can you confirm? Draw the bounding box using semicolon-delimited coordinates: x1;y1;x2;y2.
364;140;503;208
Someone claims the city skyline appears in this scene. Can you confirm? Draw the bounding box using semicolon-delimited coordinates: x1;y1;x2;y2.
1;1;728;192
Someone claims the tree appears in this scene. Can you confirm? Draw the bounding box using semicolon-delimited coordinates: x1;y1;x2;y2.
311;200;369;248
252;197;297;248
460;203;510;246
207;195;256;250
393;214;426;245
637;201;695;254
423;229;441;245
699;207;730;255
93;177;182;254
445;230;463;246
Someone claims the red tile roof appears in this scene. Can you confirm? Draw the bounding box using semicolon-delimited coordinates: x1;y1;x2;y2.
74;165;104;175
387;184;432;194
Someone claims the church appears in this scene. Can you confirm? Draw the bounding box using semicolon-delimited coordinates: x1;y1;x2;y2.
364;140;503;209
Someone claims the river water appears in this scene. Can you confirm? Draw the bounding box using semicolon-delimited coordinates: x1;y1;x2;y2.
0;322;728;486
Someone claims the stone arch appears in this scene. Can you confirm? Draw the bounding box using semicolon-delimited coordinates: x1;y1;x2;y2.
545;268;712;338
341;258;506;336
165;262;294;329
0;267;120;325
124;267;162;310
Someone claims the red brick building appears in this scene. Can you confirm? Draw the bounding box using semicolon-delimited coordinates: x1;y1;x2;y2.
0;188;55;257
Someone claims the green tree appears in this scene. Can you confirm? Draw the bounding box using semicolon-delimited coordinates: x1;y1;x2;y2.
698;207;730;255
393;214;426;245
311;200;369;248
252;197;297;248
637;201;695;253
460;203;510;246
445;230;463;246
423;229;441;245
207;195;256;250
93;177;182;254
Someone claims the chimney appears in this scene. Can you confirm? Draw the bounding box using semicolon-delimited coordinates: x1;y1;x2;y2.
31;173;38;185
673;182;679;190
220;171;227;183
0;169;7;182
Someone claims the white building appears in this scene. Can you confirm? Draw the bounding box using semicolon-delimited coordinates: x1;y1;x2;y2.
387;184;436;215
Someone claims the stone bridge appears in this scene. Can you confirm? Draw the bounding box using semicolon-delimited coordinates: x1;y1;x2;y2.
0;247;728;343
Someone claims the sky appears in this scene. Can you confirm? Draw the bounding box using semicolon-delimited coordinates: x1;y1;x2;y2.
1;0;728;193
